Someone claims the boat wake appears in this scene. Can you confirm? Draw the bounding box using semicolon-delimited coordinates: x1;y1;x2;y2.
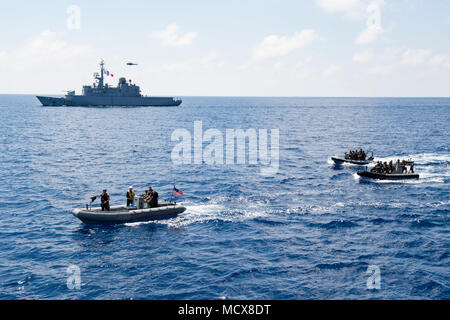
124;198;271;228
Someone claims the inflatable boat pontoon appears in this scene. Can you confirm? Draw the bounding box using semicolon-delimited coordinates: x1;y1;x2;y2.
331;156;373;165
357;171;419;180
72;201;186;224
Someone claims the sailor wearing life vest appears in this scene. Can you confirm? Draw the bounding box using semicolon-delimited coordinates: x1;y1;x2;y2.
126;186;135;207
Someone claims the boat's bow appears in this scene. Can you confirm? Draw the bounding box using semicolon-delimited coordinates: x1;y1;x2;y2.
36;96;65;106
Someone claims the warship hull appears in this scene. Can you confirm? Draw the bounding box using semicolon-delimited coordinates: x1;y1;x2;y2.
37;95;181;107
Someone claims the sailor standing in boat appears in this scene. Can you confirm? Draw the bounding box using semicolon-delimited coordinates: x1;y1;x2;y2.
144;187;159;208
150;189;159;208
99;189;110;211
126;186;135;207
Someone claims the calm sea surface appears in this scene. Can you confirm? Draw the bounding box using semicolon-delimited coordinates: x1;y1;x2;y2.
0;95;448;299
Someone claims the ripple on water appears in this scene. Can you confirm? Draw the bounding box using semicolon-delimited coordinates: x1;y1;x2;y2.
0;96;449;299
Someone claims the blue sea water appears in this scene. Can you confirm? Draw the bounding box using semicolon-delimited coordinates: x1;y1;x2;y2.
0;95;448;299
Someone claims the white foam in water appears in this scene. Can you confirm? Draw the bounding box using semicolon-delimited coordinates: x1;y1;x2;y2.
123;204;226;227
125;199;270;228
412;153;450;164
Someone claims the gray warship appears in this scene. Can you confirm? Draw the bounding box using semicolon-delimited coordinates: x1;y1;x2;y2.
37;60;182;107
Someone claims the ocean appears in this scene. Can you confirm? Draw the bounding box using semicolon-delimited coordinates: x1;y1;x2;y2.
0;95;448;299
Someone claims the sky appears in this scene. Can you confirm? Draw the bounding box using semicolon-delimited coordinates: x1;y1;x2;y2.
0;0;449;96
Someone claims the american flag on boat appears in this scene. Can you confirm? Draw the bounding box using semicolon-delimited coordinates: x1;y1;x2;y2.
173;186;183;197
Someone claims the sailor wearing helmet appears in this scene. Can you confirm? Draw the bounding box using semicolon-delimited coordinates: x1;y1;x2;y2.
126;186;135;207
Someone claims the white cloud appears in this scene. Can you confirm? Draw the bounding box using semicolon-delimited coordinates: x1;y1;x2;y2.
160;52;224;72
322;65;341;77
252;29;318;61
352;50;373;62
19;30;90;60
381;47;401;61
316;0;385;19
429;54;448;66
152;24;197;46
0;30;96;93
368;64;394;75
401;49;431;65
0;51;8;61
273;61;285;69
0;30;92;70
295;56;313;69
355;27;381;45
316;0;360;13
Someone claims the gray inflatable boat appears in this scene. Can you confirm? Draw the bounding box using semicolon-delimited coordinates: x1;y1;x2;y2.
331;156;373;165
72;201;186;224
357;171;419;180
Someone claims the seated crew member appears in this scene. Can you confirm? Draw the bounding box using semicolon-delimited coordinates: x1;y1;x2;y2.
389;160;394;173
378;163;382;173
126;186;135;206
372;161;379;172
402;164;407;173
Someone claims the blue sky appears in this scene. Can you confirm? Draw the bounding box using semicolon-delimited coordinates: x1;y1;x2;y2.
1;0;449;96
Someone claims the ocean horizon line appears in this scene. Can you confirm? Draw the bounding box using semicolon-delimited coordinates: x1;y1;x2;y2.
1;93;450;99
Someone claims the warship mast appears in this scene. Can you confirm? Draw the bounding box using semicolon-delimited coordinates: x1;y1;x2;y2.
95;59;105;89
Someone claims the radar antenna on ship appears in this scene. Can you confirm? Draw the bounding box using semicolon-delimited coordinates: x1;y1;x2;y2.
93;59;105;89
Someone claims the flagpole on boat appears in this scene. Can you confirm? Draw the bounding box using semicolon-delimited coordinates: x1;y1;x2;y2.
170;185;174;204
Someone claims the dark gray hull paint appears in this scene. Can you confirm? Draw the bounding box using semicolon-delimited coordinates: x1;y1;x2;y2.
331;157;372;165
37;95;182;107
72;204;186;224
357;171;419;180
